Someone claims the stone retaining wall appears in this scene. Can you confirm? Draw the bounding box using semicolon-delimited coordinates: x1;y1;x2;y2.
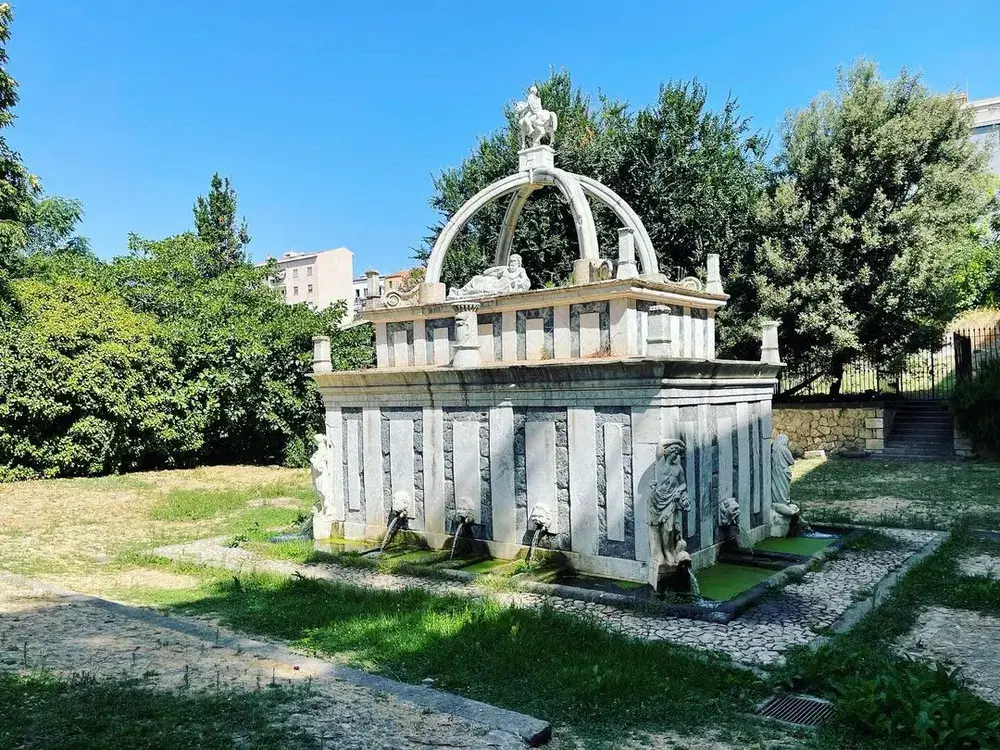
772;404;885;455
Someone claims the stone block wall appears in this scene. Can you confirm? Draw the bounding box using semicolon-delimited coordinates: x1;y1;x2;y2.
772;404;885;455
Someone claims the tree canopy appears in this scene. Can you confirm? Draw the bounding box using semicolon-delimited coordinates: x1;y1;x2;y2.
0;2;39;294
420;65;996;375
416;70;768;354
755;61;991;381
193;172;251;277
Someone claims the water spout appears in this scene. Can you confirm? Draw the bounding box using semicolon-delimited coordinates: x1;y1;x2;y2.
527;525;543;563
686;567;702;601
379;511;406;554
450;516;472;560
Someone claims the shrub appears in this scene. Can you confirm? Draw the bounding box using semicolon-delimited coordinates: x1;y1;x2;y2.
833;661;1000;749
0;276;199;479
952;357;1000;456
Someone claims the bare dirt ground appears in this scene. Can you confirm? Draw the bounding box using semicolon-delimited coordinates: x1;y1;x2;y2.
0;575;522;749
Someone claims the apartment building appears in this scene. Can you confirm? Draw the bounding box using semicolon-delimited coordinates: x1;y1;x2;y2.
262;247;355;319
970;96;1000;175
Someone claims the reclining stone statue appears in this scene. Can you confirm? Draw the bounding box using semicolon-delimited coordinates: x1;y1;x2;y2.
447;254;531;300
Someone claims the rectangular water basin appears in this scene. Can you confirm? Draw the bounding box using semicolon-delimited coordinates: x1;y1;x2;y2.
754;535;837;556
695;562;778;602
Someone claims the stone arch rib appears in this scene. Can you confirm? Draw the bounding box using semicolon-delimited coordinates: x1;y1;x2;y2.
576;175;659;276
428;169;660;285
425;174;530;284
491;168;601;269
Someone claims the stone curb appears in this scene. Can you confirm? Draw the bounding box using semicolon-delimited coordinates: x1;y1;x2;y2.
809;530;949;649
0;572;552;747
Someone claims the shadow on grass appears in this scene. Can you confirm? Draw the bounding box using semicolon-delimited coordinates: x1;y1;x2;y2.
0;671;316;750
173;572;768;740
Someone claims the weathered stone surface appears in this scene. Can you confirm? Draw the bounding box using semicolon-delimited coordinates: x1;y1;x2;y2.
900;606;1000;705
157;529;934;669
773;406;885;455
568;407;599;556
489;406;516;544
603;422;626;542
525;420;558;535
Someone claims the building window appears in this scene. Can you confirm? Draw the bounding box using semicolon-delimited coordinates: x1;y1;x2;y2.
306;266;313;277
307;284;313;294
292;268;299;279
356;288;362;298
293;286;299;296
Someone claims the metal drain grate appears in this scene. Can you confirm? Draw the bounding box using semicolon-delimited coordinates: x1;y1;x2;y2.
755;694;834;726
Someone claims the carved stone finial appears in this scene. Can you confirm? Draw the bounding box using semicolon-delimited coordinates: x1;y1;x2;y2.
616;228;639;280
312;336;332;374
646;305;672;358
515;86;558;149
761;320;781;364
706;254;723;295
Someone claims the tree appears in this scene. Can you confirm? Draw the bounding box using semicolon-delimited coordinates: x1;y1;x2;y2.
0;3;40;296
756;61;991;388
24;196;91;257
192;173;250;277
0;275;194;480
111;233;343;467
415;71;768;353
953;177;1000;310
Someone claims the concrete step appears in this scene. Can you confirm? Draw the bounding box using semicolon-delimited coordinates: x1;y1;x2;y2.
883;446;954;458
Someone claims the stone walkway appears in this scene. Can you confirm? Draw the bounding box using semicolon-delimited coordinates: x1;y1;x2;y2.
900;606;1000;705
0;575;528;749
157;529;937;666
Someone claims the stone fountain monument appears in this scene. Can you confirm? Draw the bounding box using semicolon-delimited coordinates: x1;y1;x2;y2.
309;88;787;592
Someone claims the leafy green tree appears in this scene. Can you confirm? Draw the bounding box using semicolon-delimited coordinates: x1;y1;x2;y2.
193;173;250;277
111;233;346;467
953;177;1000;310
756;61;991;388
0;3;40;297
416;70;767;353
0;275;194;480
24;196;91;257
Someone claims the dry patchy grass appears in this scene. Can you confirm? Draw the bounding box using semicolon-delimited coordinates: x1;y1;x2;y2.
0;466;313;586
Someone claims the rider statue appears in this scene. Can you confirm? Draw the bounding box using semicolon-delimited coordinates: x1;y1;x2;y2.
515;86;558;149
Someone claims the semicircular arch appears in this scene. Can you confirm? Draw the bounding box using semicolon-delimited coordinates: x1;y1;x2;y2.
425;169;601;285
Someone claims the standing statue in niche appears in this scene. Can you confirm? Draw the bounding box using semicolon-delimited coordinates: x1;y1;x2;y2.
514;86;558;149
647;438;692;592
310;433;334;518
447;254;531;300
770;433;801;537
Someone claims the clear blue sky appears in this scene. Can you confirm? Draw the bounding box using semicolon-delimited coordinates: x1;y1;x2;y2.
10;1;1000;273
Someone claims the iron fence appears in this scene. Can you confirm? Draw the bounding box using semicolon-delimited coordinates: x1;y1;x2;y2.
776;327;1000;401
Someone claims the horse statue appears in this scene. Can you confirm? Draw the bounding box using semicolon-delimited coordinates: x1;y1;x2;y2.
514;87;558;149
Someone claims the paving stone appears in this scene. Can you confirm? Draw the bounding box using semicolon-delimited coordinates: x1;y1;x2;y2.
154;529;933;667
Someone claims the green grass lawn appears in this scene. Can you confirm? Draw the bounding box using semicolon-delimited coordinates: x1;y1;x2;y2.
5;461;1000;748
775;524;1000;749
791;457;1000;529
173;571;775;746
